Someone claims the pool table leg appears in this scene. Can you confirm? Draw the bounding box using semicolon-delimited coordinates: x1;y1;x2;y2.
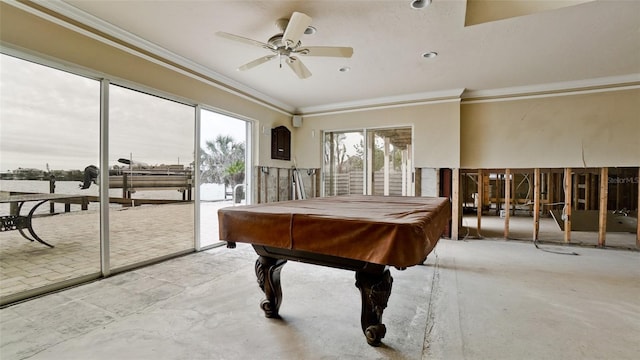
355;269;393;346
255;256;287;318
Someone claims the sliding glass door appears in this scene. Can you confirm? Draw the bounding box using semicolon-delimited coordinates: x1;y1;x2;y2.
368;128;413;196
0;51;252;304
323;131;365;196
323;127;413;196
198;109;249;248
108;85;195;270
0;54;101;303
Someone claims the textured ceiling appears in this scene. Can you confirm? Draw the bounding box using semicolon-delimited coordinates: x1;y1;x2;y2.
46;0;640;113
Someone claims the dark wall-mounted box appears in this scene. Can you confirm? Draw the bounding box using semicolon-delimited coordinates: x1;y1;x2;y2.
271;126;291;161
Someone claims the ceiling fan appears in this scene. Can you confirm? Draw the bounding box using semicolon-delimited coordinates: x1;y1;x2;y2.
217;12;353;79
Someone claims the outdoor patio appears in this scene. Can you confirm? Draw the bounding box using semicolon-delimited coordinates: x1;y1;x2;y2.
0;201;231;303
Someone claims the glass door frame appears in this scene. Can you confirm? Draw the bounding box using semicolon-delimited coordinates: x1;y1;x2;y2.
368;126;414;196
194;106;253;251
322;125;414;197
321;129;366;197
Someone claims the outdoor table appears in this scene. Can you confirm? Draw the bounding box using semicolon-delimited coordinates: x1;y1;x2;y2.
0;193;89;248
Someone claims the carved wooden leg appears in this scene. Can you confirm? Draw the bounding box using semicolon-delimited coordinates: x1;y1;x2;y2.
255;256;287;318
355;269;393;346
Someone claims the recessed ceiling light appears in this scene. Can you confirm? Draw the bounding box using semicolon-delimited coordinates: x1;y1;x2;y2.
411;0;432;9
304;26;317;35
422;51;438;59
339;66;351;72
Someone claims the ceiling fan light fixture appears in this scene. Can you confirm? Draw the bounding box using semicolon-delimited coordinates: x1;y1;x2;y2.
218;11;352;79
411;0;432;9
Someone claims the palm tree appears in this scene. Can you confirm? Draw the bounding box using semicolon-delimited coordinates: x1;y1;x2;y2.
200;135;245;195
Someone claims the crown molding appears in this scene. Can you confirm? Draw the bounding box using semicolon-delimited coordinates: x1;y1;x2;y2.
25;0;295;114
462;74;640;102
299;74;640;114
298;88;465;116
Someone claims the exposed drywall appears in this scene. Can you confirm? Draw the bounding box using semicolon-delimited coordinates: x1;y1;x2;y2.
420;168;439;197
0;3;290;166
460;89;640;168
294;101;461;169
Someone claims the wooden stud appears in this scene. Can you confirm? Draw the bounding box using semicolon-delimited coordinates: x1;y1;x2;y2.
415;168;422;196
452;168;460;240
495;173;501;216
483;172;489;205
544;172;550;208
533;168;541;241
548;172;555;210
592;173;599;210
598;167;608;247
504;169;511;239
512;173;518;215
477;169;483;238
564;168;572;243
571;173;581;210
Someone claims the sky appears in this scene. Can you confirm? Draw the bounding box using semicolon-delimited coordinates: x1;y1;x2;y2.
0;53;246;172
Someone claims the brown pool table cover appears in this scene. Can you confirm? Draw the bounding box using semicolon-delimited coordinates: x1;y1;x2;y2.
218;195;451;267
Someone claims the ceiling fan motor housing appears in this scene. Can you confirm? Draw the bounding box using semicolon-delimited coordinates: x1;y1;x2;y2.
268;34;301;52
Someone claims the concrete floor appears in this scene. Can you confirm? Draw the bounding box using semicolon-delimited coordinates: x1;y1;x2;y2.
1;239;638;360
461;215;638;250
427;240;639;360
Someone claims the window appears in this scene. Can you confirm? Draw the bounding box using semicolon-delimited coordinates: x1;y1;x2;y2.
323;127;413;196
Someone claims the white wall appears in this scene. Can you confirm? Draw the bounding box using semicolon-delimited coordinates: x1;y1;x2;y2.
460;89;640;168
293;101;461;169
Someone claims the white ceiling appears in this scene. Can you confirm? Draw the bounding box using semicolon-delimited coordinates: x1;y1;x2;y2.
44;0;640;114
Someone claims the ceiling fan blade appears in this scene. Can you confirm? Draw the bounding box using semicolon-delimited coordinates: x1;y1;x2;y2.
282;12;312;48
216;31;272;50
299;46;354;58
287;56;312;79
238;55;277;71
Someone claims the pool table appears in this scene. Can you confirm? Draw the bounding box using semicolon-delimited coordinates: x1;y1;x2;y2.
218;195;451;346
